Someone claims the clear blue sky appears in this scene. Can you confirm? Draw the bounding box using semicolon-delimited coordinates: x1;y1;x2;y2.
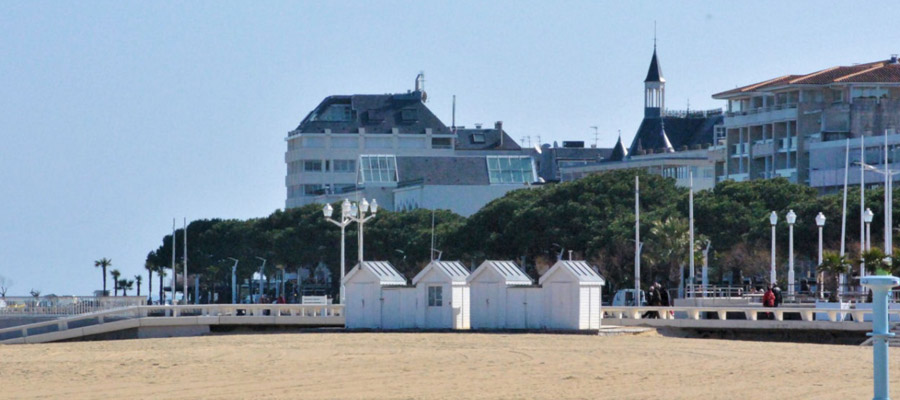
1;1;896;296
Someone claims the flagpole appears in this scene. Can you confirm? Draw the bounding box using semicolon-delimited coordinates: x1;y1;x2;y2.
689;170;695;298
635;175;641;303
171;218;176;307
183;217;188;305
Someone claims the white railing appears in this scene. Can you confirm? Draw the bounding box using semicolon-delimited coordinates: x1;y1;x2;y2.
604;305;900;323
0;296;145;316
0;304;345;344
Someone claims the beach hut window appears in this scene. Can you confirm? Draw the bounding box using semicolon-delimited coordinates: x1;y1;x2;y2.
428;286;443;307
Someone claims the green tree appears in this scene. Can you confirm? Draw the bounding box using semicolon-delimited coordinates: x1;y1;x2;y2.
110;269;121;296
119;279;134;296
94;258;112;296
134;275;143;297
818;251;851;302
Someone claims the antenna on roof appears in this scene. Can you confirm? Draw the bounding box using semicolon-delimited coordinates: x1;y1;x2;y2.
591;126;599;148
653;21;657;49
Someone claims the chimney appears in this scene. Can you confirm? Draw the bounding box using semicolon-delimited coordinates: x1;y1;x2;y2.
474;123;482;129
495;121;503;147
892;54;899;64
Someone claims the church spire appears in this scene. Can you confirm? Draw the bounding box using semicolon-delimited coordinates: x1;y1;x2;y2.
644;33;665;118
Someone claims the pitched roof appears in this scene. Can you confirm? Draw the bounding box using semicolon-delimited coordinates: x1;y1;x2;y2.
293;92;450;135
396;157;490;186
713;59;900;98
341;261;407;285
608;135;629;162
538;260;606;285
411;261;470;285
466;260;532;285
644;48;664;83
628;113;724;155
455;127;522;151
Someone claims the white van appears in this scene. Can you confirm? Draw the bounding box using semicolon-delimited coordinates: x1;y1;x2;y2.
612;289;646;306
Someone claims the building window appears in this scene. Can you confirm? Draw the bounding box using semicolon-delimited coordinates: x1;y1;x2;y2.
487;156;535;184
428;286;442;307
431;137;452;149
333;159;356;173
831;89;843;104
359;155;398;183
303;184;326;196
317;104;352;122
852;87;889;100
471;133;486;144
304;160;323;172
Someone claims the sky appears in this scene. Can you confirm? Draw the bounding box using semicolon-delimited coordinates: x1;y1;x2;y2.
1;1;898;296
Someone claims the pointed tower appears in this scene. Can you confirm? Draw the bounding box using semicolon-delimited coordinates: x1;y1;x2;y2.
644;44;665;118
609;133;629;161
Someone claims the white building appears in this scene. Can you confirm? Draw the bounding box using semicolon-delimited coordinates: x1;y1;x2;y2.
342;261;407;329
538;260;605;330
411;260;471;329
466;260;533;329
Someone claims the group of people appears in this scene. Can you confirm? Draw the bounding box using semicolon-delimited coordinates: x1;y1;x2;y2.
642;282;670;319
760;283;783;319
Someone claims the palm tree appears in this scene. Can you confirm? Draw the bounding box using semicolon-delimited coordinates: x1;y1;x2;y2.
644;217;705;286
860;248;889;276
110;269;121;296
94;258;112;296
819;251;851;302
157;269;166;304
135;275;143;297
145;261;155;302
119;279;134;296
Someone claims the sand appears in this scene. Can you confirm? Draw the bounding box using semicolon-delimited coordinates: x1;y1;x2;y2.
0;330;895;399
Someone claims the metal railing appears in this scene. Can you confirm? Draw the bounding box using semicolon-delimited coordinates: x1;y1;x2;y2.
0;296;145;316
604;305;900;323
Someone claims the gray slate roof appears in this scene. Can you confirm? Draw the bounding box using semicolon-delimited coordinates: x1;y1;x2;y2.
645;48;664;83
628;113;723;155
455;128;522;151
396;157;490;186
294;92;450;135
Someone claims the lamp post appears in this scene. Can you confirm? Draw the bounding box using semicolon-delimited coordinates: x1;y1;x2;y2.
254;256;267;303
855;130;898;264
347;198;378;265
769;211;778;285
227;257;239;304
816;212;825;300
323;199;353;304
865;208;875;252
786;210;797;296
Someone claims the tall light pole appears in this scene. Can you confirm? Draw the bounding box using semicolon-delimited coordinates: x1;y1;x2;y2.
769;211;778;285
635;176;641;299
688;170;695;298
227;257;239;304
254;256;267;303
865;208;875;252
347;198;378;265
816;212;826;300
323;200;353;304
854;145;899;264
786;210;797;296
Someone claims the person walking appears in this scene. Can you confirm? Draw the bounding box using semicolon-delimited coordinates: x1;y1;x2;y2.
773;284;783;307
762;284;775;320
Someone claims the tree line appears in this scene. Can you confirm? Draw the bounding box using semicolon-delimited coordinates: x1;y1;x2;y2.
131;169;897;302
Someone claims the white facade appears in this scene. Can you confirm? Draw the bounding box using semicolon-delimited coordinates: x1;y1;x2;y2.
411;261;471;329
342;261;407;329
538;260;605;330
466;260;533;329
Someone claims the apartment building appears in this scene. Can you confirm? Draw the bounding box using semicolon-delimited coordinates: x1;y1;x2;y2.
712;55;900;191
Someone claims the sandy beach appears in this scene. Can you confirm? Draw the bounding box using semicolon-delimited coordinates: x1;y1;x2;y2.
1;331;895;399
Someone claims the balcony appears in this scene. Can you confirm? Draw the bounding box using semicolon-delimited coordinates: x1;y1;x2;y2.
730;143;750;158
778;137;798;152
725;104;798;127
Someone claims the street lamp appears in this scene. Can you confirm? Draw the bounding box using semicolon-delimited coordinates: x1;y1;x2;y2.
323;199;353;304
865;208;875;252
786;209;797;296
854;133;898;262
347;198;378;264
227;257;239;304
815;212;826;299
769;211;778;285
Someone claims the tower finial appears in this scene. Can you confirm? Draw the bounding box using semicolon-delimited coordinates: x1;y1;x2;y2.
653;21;657;50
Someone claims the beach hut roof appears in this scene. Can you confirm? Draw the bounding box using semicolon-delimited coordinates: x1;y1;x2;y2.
412;260;470;285
466;260;532;285
538;260;606;286
341;261;407;285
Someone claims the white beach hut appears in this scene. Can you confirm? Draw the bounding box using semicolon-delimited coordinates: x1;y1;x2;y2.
411;260;471;330
342;261;407;329
539;260;605;330
466;260;533;329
